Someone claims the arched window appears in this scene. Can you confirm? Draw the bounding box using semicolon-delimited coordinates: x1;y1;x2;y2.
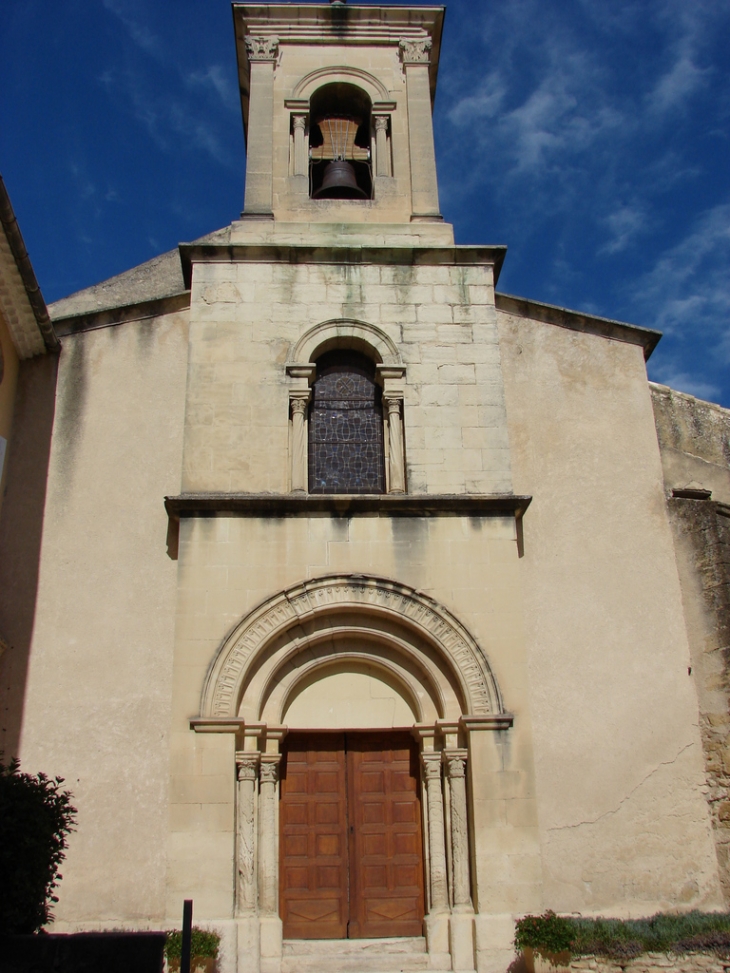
308;351;385;494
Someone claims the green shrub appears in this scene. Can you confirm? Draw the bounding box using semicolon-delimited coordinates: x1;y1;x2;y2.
515;910;730;958
0;756;77;934
165;928;220;960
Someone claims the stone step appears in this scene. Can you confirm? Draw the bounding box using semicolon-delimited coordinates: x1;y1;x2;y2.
281;937;430;973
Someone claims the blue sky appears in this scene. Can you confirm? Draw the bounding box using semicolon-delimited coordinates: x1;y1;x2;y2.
2;0;729;404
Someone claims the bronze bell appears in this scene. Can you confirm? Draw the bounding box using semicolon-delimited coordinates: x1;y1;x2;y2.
313;160;367;199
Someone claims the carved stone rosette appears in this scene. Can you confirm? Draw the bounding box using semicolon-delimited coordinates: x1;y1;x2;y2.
245;35;280;62
399;37;432;65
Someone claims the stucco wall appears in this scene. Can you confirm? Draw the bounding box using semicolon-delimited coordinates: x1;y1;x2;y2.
167;513;541;922
11;309;189;927
497;308;723;914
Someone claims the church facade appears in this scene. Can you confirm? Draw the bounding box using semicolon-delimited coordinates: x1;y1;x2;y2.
2;4;730;973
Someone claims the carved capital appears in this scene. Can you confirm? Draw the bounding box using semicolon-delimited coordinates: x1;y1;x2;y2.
399;37;432;65
292;114;307;132
444;748;468;779
260;755;281;784
374;115;389;134
421;751;443;781
235;752;260;782
383;395;403;418
246;35;279;61
290;393;310;417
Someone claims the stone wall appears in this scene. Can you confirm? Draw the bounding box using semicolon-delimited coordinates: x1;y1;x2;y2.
529;952;730;973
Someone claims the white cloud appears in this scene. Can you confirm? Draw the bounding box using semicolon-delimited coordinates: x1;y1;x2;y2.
649;366;721;402
599;204;648;255
102;0;160;58
186;65;237;111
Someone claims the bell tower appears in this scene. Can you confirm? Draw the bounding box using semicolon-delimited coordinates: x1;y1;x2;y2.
233;2;451;238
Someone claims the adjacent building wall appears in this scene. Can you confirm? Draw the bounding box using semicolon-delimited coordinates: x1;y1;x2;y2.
497;309;723;915
0;307;20;521
652;384;730;903
6;308;190;927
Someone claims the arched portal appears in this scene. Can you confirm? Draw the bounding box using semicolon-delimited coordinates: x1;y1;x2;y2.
194;576;512;958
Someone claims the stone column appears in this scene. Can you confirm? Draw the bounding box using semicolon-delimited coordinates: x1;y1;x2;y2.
290;393;310;493
292;114;308;177
400;38;441;220
422;752;449;913
236;753;260;915
243;36;279;217
258;754;281;915
374;115;390;177
384;395;405;494
444;750;472;910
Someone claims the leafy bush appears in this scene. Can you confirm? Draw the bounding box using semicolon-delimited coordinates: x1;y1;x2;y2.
515;910;730;958
0;756;77;934
165;928;220;960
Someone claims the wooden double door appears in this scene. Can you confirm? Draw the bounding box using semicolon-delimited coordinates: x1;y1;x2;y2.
280;731;425;939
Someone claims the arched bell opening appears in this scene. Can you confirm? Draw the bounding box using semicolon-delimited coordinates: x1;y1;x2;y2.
309;82;373;200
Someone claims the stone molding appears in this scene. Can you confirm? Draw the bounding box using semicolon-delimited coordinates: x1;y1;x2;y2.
289;317;403;367
177;244;508;289
200;574;506;720
166;493;531;520
290;65;393;106
245;35;279;62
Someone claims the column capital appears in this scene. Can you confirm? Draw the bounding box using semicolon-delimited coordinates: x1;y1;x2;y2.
374;114;389;133
383;394;403;416
290;393;310;416
292;113;307;131
245;35;279;61
443;748;468;778
260;754;282;783
235;751;261;782
421;751;443;779
399;37;432;65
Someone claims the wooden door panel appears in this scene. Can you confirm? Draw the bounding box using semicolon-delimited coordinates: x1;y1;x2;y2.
280;733;348;939
347;732;425;939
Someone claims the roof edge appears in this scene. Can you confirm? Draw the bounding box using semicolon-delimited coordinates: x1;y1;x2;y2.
495;291;661;361
0;175;59;353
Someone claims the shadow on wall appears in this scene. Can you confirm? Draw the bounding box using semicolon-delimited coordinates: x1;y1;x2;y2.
0;353;58;758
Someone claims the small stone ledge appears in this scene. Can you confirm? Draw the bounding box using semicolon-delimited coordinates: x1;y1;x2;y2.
164;492;532;520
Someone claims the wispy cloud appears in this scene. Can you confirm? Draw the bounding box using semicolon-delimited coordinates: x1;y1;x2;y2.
631;202;730;334
599;204;648;255
186;65;237;111
102;0;161;58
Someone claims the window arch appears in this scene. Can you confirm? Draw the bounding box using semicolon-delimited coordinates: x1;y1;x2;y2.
308;351;384;494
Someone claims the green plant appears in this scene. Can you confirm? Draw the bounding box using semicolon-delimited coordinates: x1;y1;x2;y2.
0;756;77;934
514;910;730;959
165;928;221;961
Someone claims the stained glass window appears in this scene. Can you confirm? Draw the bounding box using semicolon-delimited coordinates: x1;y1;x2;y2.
308;351;385;494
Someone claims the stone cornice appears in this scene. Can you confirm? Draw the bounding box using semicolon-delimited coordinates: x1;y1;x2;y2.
233;4;445;137
495;291;661;361
165;493;531;520
178;243;507;289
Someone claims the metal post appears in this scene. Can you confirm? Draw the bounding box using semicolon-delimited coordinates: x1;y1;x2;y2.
181;899;193;973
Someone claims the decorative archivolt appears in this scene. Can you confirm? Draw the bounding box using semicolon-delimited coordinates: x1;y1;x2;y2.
290;318;402;366
200;575;505;722
290;65;392;106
